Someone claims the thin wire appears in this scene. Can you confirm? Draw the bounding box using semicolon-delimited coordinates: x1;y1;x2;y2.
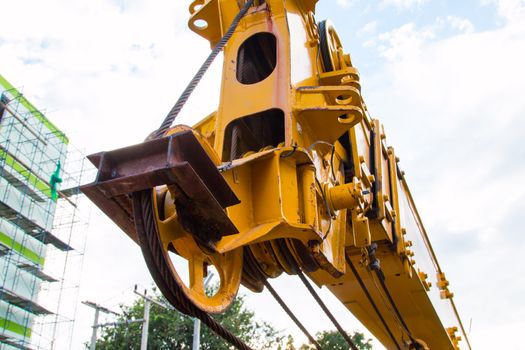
345;254;401;350
367;269;410;339
307;140;338;241
367;266;419;347
315;177;332;241
280;145;297;158
330;145;338;185
306;140;333;153
307;140;338;183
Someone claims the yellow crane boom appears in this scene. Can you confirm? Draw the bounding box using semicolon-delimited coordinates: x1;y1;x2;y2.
82;1;471;348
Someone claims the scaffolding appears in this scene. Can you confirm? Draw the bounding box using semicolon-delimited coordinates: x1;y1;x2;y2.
0;74;91;350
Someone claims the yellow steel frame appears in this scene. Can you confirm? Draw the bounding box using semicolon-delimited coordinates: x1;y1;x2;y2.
148;1;471;349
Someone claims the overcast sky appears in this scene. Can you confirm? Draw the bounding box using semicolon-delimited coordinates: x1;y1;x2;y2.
1;0;524;349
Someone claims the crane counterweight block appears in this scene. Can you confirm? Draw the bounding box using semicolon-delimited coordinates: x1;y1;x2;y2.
80;129;240;244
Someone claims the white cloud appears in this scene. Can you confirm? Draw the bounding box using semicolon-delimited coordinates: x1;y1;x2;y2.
380;0;427;10
336;0;352;8
357;20;379;38
363;7;525;350
2;0;524;349
0;0;217;153
445;15;475;33
0;0;222;347
377;23;435;59
489;0;525;22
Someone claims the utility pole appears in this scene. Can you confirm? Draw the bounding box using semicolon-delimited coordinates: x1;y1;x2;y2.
141;298;150;350
134;285;174;350
192;273;214;350
83;301;120;350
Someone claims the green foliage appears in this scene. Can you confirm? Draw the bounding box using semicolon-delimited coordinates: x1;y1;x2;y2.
277;335;297;350
298;330;373;350
93;285;373;350
94;287;284;349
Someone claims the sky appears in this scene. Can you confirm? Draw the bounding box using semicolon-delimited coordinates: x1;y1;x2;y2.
1;0;524;348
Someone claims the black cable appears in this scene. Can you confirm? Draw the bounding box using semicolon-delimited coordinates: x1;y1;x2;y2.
366;245;417;345
297;272;360;350
306;140;337;241
154;0;255;138
280;145;297;158
330;145;337;184
373;268;417;345
315;177;332;241
134;191;254;350
345;254;401;350
263;279;323;350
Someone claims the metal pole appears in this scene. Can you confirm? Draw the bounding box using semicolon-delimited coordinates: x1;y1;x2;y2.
90;308;100;350
83;301;120;350
192;273;214;350
140;298;151;350
134;285;173;349
192;317;202;350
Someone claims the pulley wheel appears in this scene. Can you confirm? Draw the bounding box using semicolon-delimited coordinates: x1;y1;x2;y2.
318;20;344;72
133;187;243;314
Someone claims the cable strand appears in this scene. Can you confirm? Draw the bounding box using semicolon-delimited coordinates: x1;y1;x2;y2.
297;272;360;350
263;279;323;350
154;0;255;138
345;253;401;350
134;190;254;350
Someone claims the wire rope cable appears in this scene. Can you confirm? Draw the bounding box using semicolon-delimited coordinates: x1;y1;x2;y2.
133;190;254;350
297;271;360;350
138;2;255;348
262;279;324;350
371;268;419;347
154;0;255;138
344;253;401;350
365;245;420;347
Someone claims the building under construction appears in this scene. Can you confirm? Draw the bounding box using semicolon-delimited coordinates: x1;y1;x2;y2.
0;74;89;349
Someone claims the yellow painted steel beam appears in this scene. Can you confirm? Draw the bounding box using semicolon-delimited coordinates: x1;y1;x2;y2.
84;1;471;348
183;1;471;348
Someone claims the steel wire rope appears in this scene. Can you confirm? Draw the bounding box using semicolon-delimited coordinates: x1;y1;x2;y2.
154;0;255;139
369;267;420;348
243;246;323;350
367;268;411;342
133;190;254;350
365;245;420;347
297;271;360;350
344;253;401;350
138;2;257;349
262;279;323;350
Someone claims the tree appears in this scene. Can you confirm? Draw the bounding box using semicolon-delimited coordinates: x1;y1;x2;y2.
298;330;373;350
278;334;297;350
93;287;284;349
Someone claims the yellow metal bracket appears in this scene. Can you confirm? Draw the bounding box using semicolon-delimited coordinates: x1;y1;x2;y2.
294;85;364;144
437;272;454;299
447;327;462;350
418;269;432;291
325;177;371;247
